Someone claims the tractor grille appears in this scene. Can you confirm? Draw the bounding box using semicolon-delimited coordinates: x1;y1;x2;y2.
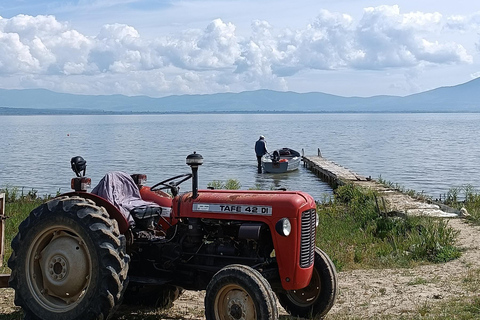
300;209;316;268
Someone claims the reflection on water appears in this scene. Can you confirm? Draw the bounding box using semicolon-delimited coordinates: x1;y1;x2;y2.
256;170;302;190
0;113;479;201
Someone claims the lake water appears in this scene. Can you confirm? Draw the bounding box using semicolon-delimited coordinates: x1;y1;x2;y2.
0;113;479;201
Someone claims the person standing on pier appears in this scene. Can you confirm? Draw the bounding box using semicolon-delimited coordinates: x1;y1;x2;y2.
255;135;268;173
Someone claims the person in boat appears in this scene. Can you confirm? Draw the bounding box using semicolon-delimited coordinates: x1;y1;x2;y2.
255;135;268;173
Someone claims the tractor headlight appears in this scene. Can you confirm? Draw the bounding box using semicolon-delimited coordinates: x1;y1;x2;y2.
275;218;291;237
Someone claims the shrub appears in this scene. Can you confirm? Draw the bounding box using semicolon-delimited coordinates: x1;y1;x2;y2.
440;185;480;225
407;219;461;263
317;184;461;270
207;179;241;190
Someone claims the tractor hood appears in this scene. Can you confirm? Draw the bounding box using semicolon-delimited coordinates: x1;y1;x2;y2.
173;189;316;221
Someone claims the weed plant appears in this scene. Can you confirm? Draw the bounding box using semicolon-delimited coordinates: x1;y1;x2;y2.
442;185;480;224
207;179;242;190
316;183;461;271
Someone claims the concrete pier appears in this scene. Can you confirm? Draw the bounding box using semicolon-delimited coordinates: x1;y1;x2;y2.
302;153;460;218
302;155;369;188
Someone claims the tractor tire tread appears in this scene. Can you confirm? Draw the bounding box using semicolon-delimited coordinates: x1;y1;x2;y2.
8;196;129;320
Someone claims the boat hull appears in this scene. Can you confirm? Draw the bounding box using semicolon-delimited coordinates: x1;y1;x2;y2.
262;148;301;173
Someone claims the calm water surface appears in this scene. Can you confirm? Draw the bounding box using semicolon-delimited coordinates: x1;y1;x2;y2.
0;113;479;201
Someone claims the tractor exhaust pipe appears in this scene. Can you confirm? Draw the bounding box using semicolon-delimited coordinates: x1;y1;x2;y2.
186;152;203;199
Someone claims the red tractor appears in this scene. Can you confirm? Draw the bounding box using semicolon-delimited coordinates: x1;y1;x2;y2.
8;152;337;320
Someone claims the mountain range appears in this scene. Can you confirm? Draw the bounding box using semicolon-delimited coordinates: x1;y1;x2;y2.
1;77;479;114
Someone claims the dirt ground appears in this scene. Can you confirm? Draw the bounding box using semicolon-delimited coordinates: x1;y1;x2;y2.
1;217;479;319
327;218;480;318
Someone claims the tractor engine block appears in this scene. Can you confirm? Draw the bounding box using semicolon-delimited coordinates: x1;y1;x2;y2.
128;217;275;290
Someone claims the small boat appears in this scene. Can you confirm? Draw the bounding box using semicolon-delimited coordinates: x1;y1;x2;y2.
262;148;301;173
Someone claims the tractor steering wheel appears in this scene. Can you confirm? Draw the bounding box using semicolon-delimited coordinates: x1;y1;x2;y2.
150;173;193;196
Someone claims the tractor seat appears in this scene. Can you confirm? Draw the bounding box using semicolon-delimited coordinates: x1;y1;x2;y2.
130;205;163;230
131;206;162;220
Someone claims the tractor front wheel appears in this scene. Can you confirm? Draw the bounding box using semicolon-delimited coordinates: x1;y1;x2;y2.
205;264;278;320
276;247;337;319
8;196;129;320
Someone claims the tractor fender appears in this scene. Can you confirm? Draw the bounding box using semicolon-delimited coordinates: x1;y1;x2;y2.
61;192;129;234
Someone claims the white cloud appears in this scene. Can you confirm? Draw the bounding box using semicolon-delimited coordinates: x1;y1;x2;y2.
289;10;357;70
352;5;472;69
0;6;477;96
157;18;241;71
91;24;147;73
445;11;480;31
0;14;93;74
0;32;39;73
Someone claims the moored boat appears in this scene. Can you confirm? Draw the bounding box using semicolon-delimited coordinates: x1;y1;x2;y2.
261;148;301;173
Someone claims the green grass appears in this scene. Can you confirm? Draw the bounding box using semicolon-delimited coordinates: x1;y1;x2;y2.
1;187;46;273
316;183;461;271
207;178;242;190
442;185;480;225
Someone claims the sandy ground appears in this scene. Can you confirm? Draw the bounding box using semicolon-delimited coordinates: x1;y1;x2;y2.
1;217;479;319
328;218;480;318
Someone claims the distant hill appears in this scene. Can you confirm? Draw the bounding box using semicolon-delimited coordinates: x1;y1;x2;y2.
1;78;479;115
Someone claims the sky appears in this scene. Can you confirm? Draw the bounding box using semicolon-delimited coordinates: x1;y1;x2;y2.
0;0;479;98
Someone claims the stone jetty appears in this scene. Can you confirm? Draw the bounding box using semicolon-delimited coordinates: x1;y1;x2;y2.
302;151;460;218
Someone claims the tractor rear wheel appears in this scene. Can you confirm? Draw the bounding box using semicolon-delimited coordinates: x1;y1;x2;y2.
276;247;337;319
205;264;278;320
8;196;129;320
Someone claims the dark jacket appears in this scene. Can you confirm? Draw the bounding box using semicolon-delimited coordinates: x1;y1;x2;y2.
255;139;267;156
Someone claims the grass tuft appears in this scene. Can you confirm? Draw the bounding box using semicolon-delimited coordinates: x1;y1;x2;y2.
207;179;241;190
316;183;461;270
